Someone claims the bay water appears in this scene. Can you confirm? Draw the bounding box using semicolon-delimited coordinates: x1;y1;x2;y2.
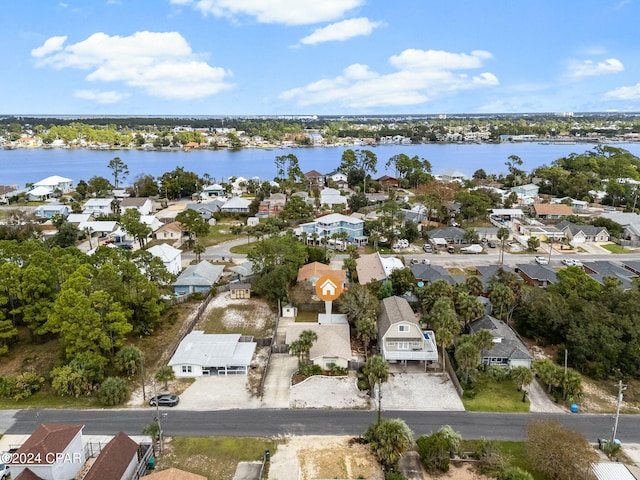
3;142;640;188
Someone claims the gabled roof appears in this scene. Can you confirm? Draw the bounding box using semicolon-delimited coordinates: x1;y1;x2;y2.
315;213;363;225
174;261;223;287
83;432;138;480
228;261;255;278
556;220;608;237
142;468;207;480
121;197;153;207
378;296;420;338
304;169;324;178
410;264;457;285
222;197;251;209
583;261;637;289
427;226;466;240
156;221;183;233
148;243;182;262
14;469;43;480
84;198;114;207
469;315;533;361
13;424;83;462
355;252;402;284
516;263;557;283
28;186;53;196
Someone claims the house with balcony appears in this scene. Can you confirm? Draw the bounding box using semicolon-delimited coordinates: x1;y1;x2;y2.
83;198;114;216
201;183;226;199
258;193;287;217
296;213;368;246
35;203;71;219
33;175;73;194
377;296;438;365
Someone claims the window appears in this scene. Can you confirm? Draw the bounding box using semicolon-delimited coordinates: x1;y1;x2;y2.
398;342;409;350
398;325;409;333
181;365;192;373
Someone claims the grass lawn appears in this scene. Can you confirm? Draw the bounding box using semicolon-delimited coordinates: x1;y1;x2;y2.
294;310;320;323
461;440;547;480
463;379;530;413
200;221;245;247
159;436;279;479
230;242;256;255
601;243;628;254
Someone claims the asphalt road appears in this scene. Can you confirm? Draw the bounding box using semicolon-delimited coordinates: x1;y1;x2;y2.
3;409;638;442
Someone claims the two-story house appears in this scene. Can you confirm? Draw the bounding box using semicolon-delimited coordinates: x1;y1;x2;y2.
377;296;438;366
296;213;368;246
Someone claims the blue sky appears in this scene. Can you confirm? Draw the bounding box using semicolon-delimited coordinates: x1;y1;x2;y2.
3;0;640;116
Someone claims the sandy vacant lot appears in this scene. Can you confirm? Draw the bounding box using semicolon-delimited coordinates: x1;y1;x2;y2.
267;435;492;480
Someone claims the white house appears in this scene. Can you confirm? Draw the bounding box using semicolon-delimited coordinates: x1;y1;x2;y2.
33;175;73;194
9;423;86;480
120;197;155;216
377;296;438;365
201;183;226;199
83;198;114;216
147;243;182;275
168;331;257;376
319;188;347;208
221;197;251;214
286;322;352;369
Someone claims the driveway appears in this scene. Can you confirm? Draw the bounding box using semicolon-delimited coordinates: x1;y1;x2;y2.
261;354;298;408
381;372;465;411
176;376;261;411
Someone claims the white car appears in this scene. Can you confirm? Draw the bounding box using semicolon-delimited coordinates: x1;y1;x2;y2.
535;256;549;265
561;259;583;267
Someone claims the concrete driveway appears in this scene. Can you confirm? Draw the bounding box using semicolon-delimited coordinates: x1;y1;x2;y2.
381;372;465;411
261;354;298;408
177;376;261;411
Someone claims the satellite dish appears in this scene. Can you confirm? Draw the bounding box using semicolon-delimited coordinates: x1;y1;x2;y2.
417;281;424;288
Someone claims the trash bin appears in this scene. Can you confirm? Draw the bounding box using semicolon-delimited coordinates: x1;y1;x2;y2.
570;404;579;413
264;450;270;462
148;457;156;470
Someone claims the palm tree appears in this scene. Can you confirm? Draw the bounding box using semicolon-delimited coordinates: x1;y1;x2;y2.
487;282;516;321
288;339;304;366
454;291;483;330
472;328;495;364
193;240;205;263
427;297;461;373
364;418;413;472
510;366;534;402
355;317;377;360
363;355;390;423
298;329;318;363
454;340;479;384
497;226;510;265
154;366;175;390
465;276;484;297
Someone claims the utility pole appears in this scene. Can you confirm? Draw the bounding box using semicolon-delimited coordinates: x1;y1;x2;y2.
153;381;163;454
140;354;146;402
611;379;627;444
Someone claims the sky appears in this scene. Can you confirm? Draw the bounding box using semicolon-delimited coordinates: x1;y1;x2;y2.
3;0;640;116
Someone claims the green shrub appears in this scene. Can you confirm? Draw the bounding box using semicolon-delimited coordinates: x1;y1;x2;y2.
499;466;534;480
385;471;407;480
14;372;45;401
298;363;323;377
98;377;129;406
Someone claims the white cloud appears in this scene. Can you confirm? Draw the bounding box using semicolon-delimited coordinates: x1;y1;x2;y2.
300;17;382;45
74;90;129;104
568;58;624;78
31;31;233;100
279;49;498;109
171;0;364;25
31;36;67;58
604;83;640;100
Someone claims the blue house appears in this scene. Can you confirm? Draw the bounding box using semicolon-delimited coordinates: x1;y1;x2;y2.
296;213;368;246
173;261;224;295
35;204;71;219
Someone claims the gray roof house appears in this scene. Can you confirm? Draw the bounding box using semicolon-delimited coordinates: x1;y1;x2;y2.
515;263;557;288
410;263;460;285
221;197;251;214
427;226;467;245
469;315;533;368
168;331;257;376
377;296;438;364
556;220;609;243
173;261;224;295
582;261;637;290
475;265;516;291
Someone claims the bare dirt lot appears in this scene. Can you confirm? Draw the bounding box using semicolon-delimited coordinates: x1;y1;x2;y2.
267;436;492;480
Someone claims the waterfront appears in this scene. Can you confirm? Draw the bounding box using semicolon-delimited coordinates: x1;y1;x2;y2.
3;142;640;188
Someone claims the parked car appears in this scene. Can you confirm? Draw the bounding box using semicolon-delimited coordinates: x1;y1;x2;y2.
0;463;9;480
535;256;549;265
149;394;180;407
487;241;496;248
562;259;583;267
447;245;455;254
422;243;433;253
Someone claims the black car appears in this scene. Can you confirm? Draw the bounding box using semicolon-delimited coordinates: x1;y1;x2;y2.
149;394;180;407
487;241;496;248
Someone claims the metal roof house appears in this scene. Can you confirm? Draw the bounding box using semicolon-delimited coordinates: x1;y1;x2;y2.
173;261;223;295
168;331;257;376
